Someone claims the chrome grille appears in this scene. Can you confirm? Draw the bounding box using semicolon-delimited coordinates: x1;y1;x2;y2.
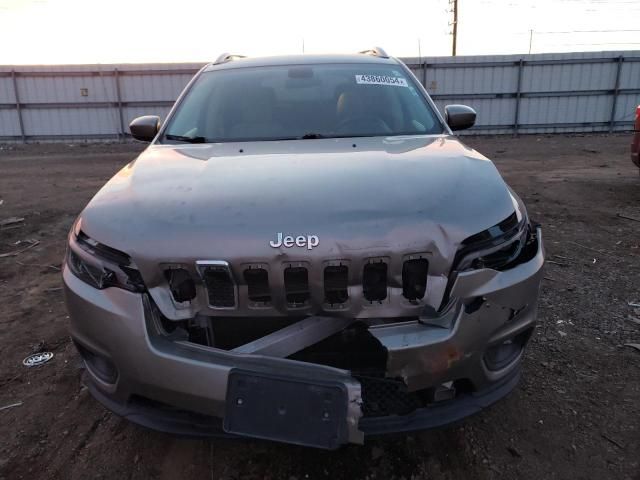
186;257;429;313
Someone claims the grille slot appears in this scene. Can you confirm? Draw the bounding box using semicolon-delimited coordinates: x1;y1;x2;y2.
402;258;429;301
284;266;310;306
199;263;236;308
324;265;349;305
243;268;270;304
363;261;387;302
165;268;196;303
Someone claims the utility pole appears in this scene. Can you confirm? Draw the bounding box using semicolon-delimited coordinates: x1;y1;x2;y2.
528;29;533;54
451;0;458;56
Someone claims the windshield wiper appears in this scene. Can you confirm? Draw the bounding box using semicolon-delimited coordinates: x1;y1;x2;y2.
299;133;387;140
299;132;327;139
164;134;207;143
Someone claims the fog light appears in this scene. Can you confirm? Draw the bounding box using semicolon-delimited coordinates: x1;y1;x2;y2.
74;341;118;384
484;328;533;371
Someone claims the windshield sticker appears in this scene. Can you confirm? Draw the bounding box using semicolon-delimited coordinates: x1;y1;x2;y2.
355;74;408;87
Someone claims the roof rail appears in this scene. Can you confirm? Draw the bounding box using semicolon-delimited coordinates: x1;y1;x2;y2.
213;53;247;65
358;47;389;59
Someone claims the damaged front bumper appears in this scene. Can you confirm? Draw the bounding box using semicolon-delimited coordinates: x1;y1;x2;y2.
64;228;544;449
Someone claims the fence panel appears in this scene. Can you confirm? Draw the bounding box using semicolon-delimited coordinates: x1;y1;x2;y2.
0;52;639;142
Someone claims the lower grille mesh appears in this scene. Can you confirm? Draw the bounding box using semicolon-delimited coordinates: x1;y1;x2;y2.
357;376;425;417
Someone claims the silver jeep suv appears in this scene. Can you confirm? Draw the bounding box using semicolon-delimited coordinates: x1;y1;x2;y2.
63;48;544;449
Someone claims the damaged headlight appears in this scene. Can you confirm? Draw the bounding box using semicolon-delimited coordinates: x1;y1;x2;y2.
466;225;529;270
439;196;538;310
67;249;116;289
461;219;529;271
66;222;145;292
455;195;531;273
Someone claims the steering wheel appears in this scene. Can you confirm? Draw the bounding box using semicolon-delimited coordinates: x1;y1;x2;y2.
334;115;392;135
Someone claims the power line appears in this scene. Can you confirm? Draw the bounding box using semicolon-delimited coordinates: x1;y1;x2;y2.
527;27;640;52
555;0;639;3
535;29;640;34
548;42;640;46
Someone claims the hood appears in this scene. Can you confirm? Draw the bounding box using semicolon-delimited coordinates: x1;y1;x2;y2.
79;135;516;300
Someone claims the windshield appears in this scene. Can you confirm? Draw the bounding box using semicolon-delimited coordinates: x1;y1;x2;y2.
162;63;444;143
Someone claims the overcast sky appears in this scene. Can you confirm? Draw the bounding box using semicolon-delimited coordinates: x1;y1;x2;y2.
0;0;639;64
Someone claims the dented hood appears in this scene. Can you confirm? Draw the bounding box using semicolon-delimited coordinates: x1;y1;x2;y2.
80;135;515;287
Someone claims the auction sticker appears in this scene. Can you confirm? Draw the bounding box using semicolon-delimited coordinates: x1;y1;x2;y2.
355;74;408;87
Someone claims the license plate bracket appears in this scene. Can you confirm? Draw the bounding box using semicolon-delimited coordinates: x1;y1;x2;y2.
224;370;349;449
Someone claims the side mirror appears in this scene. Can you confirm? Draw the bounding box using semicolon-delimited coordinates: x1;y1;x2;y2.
444;105;476;131
129;115;161;142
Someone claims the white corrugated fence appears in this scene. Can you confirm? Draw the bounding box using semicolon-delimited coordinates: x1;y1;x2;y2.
0;51;639;142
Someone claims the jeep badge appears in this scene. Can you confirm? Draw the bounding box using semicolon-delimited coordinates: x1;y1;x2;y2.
270;232;319;250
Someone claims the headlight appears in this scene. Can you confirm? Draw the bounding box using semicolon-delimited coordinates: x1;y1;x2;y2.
455;209;530;272
67;248;117;289
439;207;538;310
66;227;145;292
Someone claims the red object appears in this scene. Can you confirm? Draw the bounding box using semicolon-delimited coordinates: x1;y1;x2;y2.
632;105;640;168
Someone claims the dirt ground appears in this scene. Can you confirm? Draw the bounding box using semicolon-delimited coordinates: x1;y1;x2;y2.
0;134;639;480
